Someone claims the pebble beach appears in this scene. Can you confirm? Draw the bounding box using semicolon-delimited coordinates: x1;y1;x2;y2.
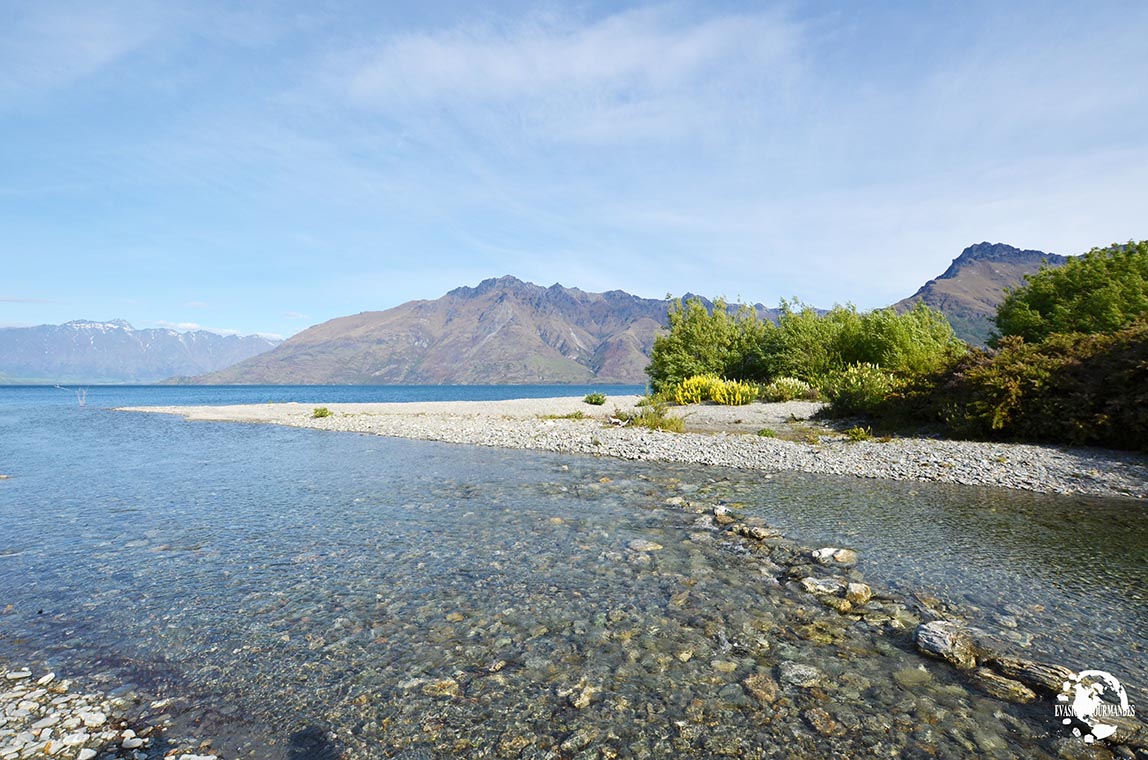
125;396;1148;500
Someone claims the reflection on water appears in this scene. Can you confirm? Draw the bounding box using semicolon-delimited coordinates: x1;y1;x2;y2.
0;402;1145;758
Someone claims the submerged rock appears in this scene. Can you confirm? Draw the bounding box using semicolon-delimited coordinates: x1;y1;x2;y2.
989;656;1074;694
915;621;978;670
777;661;824;688
967;667;1037;703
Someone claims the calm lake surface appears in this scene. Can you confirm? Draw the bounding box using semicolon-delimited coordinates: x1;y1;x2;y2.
1;386;1144;758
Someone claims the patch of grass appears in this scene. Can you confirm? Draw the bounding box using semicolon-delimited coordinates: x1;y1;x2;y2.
540;410;587;420
756;427;777;438
583;392;607;406
844;425;873;442
609;404;685;433
311;407;332;419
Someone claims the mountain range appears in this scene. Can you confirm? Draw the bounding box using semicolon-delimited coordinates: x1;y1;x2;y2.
0;320;280;384
4;242;1067;385
195;241;1066;385
194;279;781;385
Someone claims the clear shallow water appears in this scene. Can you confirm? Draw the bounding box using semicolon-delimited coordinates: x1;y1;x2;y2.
1;387;1145;758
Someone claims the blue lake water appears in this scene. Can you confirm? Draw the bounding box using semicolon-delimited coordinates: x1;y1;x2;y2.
1;386;1145;759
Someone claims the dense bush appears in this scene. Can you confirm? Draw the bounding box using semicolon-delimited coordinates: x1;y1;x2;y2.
880;319;1148;450
647;298;769;391
995;240;1148;342
647;297;962;398
311;407;332;419
822;363;903;417
583;392;606;405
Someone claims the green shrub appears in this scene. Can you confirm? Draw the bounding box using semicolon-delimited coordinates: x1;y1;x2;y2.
823;363;902;417
710;378;759;406
647;297;771;391
610;404;686;433
311;407;332;419
583;392;607;405
761;376;817;402
756;427;777;438
879;319;1148;450
844;425;873;442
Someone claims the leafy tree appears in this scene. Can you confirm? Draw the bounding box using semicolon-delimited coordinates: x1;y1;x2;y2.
994;240;1148;342
646;297;771;391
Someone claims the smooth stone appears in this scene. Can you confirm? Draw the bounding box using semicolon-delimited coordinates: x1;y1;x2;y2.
627;539;663;552
892;667;933;689
122;737;144;749
4;670;32;680
846;582;872;606
77;751;97;760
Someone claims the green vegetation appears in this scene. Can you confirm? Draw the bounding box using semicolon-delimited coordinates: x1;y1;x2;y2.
609;403;686;433
756;427;777;438
844;425;873;443
884;321;1148;449
583;392;607;405
647;298;769;391
822;363;902;417
761;376;817;402
994;240;1148;343
540;410;587;420
670;374;760;406
311;407;332;419
647;297;962;398
647;241;1148;450
871;240;1148;451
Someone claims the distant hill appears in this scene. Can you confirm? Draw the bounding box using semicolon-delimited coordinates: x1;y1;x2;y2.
193;277;779;385
0;320;280;384
894;242;1069;344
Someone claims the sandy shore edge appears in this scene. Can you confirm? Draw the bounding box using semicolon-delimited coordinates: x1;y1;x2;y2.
119;396;1148;500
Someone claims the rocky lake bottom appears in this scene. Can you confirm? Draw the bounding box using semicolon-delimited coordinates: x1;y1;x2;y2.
2;393;1146;759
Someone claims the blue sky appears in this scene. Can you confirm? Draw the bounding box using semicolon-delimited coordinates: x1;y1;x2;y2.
2;1;1146;339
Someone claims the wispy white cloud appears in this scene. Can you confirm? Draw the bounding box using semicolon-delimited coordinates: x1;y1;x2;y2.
340;7;802;144
0;296;57;304
0;1;174;106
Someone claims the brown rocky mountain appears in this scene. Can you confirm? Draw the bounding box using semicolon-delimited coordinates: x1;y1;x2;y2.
894;242;1068;345
195;277;753;385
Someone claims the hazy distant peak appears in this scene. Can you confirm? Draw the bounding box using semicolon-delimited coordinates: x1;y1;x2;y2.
64;318;135;330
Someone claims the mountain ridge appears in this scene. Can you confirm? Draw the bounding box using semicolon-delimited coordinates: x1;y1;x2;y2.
894;242;1068;344
0;321;280;384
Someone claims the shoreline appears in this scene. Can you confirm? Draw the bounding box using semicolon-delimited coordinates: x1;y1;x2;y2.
121;396;1148;500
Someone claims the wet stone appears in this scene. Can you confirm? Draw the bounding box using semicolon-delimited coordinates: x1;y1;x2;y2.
742;673;780;705
778;661;824;688
915;621;978;670
967;667;1037;703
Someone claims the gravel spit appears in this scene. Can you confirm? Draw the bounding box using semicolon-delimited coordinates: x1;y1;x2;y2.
121;396;1148;500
